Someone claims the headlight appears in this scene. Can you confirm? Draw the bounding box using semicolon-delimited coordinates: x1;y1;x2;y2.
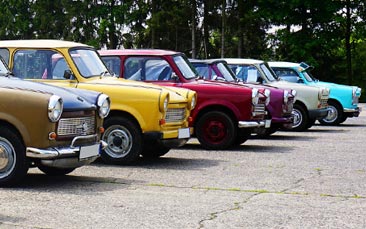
97;94;110;118
48;95;63;122
283;90;289;104
159;93;170;112
264;89;271;106
251;88;259;105
353;86;362;98
188;92;197;110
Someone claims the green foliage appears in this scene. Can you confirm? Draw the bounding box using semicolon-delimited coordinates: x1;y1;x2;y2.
0;0;365;98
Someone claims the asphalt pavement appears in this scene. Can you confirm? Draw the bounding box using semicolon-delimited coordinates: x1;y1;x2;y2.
1;104;366;229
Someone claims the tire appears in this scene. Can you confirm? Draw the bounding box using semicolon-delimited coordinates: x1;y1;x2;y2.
235;129;252;145
318;101;343;125
292;104;309;131
141;144;170;159
101;116;142;164
338;115;348;124
195;111;237;150
38;165;75;176
306;118;316;129
0;128;29;186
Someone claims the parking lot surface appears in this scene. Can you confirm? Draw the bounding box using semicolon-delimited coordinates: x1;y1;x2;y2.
1;104;366;229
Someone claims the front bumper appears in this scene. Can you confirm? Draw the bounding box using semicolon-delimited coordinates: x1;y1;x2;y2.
238;119;271;128
344;106;362;117
309;107;330;120
144;127;193;148
272;116;293;129
26;134;107;168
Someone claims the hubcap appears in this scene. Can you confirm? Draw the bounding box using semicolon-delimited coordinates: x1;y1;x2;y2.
204;119;226;143
292;109;302;128
0;137;16;179
323;105;338;123
103;126;133;159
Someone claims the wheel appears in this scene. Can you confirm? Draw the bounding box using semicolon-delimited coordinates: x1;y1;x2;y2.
306;118;316;129
38;165;75;176
318;101;343;125
141;144;170;159
235;129;252;145
101;116;142;164
195;111;237;150
291;104;309;131
338;115;348;124
0;128;29;186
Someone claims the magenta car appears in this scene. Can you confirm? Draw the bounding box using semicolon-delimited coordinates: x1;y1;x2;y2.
99;49;271;149
190;59;296;136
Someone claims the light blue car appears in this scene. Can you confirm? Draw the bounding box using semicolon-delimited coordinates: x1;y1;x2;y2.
269;61;362;125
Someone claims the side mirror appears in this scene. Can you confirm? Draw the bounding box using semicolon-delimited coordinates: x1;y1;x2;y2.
171;72;179;81
63;70;74;79
297;78;304;83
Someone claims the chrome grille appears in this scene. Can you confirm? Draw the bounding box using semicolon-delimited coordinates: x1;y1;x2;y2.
57;116;96;136
252;103;266;116
165;108;186;122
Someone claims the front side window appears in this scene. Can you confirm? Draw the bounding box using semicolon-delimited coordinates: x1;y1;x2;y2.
260;63;277;82
228;64;261;83
272;67;301;83
123;57;173;81
101;56;121;76
193;63;211;79
216;62;236;82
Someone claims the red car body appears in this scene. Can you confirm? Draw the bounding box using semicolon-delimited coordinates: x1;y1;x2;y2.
99;49;271;149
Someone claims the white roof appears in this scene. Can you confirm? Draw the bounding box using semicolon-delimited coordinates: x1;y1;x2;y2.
222;58;264;65
268;61;299;68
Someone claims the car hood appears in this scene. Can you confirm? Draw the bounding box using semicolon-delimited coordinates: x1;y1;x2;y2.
86;77;188;103
1;77;98;111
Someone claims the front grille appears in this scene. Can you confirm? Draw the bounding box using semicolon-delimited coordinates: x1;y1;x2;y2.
57;116;96;136
165;108;186;122
320;98;328;108
252;103;266;116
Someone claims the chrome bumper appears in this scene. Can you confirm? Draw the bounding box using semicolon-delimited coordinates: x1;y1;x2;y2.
344;107;362;113
26;134;107;159
238;120;268;128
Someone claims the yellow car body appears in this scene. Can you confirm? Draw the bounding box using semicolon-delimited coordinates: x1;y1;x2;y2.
0;40;196;164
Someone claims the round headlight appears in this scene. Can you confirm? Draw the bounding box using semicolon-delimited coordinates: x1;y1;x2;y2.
159;93;170;112
48;95;63;122
283;90;289;104
264;89;270;106
190;95;196;110
97;94;110;118
163;97;169;112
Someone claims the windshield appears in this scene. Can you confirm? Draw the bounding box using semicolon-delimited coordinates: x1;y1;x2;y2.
259;63;277;82
216;62;236;82
0;58;9;76
69;49;110;78
173;55;198;79
303;70;315;82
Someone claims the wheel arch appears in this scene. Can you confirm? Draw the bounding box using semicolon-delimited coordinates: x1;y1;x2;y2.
194;105;237;128
105;110;142;133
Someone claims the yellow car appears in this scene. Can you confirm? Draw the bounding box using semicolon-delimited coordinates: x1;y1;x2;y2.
0;40;196;164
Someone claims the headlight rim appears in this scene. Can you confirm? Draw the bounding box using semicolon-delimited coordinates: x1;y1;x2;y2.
97;94;111;118
48;95;63;122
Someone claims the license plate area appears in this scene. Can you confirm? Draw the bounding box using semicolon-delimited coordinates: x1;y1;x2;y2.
178;128;190;139
79;144;100;161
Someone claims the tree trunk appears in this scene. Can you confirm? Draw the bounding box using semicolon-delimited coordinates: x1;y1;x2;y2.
191;0;196;58
221;0;226;58
346;0;353;85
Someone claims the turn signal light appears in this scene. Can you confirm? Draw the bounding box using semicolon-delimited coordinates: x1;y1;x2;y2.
48;132;57;140
159;119;166;125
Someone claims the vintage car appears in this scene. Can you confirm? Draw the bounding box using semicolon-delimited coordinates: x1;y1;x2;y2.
0;40;196;165
269;61;362;125
224;58;330;131
99;49;271;150
0;57;109;186
189;58;296;137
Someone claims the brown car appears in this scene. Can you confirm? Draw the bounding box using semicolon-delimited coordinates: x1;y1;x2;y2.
0;58;110;186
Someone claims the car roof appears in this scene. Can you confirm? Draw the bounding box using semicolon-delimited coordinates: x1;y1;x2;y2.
189;59;227;64
268;61;299;68
98;49;180;56
221;58;264;65
0;39;90;48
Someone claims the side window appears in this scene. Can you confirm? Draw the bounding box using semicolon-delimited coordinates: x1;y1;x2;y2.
145;58;172;81
13;50;62;79
124;57;142;80
52;56;70;79
273;68;300;83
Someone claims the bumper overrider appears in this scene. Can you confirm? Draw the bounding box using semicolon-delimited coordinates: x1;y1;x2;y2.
309;107;331;120
26;134;107;169
238;120;270;128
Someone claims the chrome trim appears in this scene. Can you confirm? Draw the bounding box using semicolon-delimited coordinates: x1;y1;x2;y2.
344;107;361;113
238;120;265;128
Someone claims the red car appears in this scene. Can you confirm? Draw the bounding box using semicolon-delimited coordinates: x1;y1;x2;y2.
190;58;296;137
99;49;271;150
